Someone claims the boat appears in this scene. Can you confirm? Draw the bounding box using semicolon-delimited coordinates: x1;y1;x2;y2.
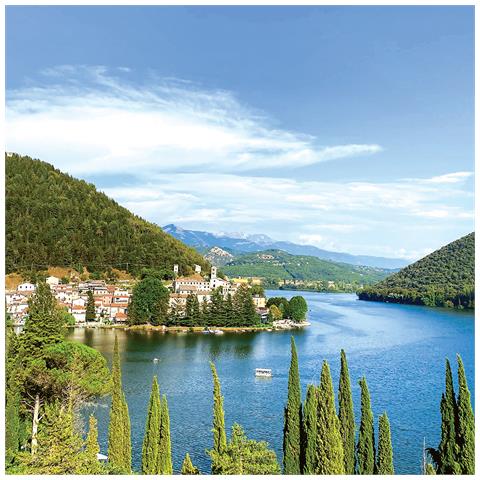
153;358;159;363
255;368;272;377
213;329;224;335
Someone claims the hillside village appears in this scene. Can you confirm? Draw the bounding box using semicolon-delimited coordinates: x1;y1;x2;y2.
5;264;268;325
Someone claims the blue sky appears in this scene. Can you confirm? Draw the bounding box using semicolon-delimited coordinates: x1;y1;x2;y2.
6;6;475;260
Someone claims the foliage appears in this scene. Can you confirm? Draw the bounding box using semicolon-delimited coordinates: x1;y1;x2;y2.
157;395;173;474
283;336;302;474
222;249;391;284
357;377;376;474
6;153;209;276
358;233;474;309
338;349;355;474
456;354;475;474
377;413;394;474
302;384;317;474
208;423;281;474
268;304;283;321
142;376;161;474
210;361;227;468
85;290;96;322
288;296;308;321
315;361;345;474
107;336;131;473
128;276;170;325
181;453;200;474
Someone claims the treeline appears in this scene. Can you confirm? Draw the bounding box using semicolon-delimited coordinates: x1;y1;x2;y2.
6;153;209;277
358;233;474;309
267;296;308;322
282;338;394;474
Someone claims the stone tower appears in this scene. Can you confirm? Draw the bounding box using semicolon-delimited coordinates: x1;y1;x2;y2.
211;266;217;279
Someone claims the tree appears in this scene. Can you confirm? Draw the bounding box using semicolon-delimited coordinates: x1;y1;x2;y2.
107;336;131;473
181;453;200;474
269;304;283;322
157;395;173;474
208;423;281;474
436;359;460;474
377;413;394;474
283;336;302;474
338;349;355;474
288;296;308;322
456;354;474;474
85;290;96;322
315;361;345;474
357;377;375;474
210;362;227;473
5;388;21;465
302;384;317;474
128;276;170;326
142;376;161;474
81;415;105;474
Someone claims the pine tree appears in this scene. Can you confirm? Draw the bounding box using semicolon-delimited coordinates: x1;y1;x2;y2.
338;349;355;474
5;389;21;464
142;376;161;474
107;336;131;473
81;415;104;474
302;384;317;474
456;354;474;474
85;290;96;322
377;413;394;474
158;394;173;474
315;361;345;474
181;453;200;474
283;336;302;474
357;376;375;474
437;358;460;474
210;362;227;473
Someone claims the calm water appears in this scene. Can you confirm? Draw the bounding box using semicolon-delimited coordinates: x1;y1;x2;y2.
68;291;475;474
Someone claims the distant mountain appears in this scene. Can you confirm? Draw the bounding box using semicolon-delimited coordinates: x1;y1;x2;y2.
204;246;235;266
163;224;410;269
358;233;474;309
220;249;393;284
6;154;209;277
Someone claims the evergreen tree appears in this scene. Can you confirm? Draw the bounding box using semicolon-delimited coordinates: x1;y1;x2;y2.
181;453;200;474
283;336;302;474
377;413;394;474
85;290;96;322
302;384;317;474
338;349;355;474
5;389;21;464
315;361;345;474
157;394;173;474
128;276;170;326
210;362;227;473
81;415;105;474
142;376;161;474
357;376;375;474
107;336;131;473
456;354;475;474
437;359;460;474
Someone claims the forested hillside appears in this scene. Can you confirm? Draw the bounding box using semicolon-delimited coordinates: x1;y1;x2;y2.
221;249;391;284
5;153;209;277
358;233;474;309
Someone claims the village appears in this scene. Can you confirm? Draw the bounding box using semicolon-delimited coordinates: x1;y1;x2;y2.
5;264;271;326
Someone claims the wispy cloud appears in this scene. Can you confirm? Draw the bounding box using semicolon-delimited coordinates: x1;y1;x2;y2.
6;65;381;175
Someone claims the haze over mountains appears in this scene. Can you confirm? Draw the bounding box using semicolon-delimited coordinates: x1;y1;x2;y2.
163;224;410;269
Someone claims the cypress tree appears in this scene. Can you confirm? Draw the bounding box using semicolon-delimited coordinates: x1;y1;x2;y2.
85;290;96;322
357;376;375;474
107;336;132;473
181;453;200;474
338;349;355;474
377;413;394;474
142;376;161;474
5;389;21;464
81;415;104;474
437;359;460;474
302;384;318;474
315;361;345;474
283;336;302;474
210;362;227;454
158;394;173;474
456;354;474;474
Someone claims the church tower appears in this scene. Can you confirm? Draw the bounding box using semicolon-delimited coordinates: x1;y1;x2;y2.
211;266;217;279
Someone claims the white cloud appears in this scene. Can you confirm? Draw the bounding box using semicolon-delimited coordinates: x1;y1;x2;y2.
425;171;473;184
6;65;381;175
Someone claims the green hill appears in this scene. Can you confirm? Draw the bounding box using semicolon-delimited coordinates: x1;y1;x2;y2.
5;153;209;277
358;233;474;309
221;249;392;284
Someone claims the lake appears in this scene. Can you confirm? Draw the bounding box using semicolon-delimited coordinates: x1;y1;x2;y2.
68;290;475;474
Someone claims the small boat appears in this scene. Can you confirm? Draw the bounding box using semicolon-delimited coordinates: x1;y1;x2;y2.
213;329;224;335
255;368;272;378
153;358;159;363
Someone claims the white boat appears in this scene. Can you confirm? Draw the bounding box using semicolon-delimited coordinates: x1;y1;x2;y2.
255;368;272;377
153;358;159;363
213;329;224;335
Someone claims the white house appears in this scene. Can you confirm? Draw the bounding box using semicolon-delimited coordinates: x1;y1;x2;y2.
17;282;35;292
46;276;60;286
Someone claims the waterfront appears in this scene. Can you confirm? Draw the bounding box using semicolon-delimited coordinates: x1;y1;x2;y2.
68;291;474;474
